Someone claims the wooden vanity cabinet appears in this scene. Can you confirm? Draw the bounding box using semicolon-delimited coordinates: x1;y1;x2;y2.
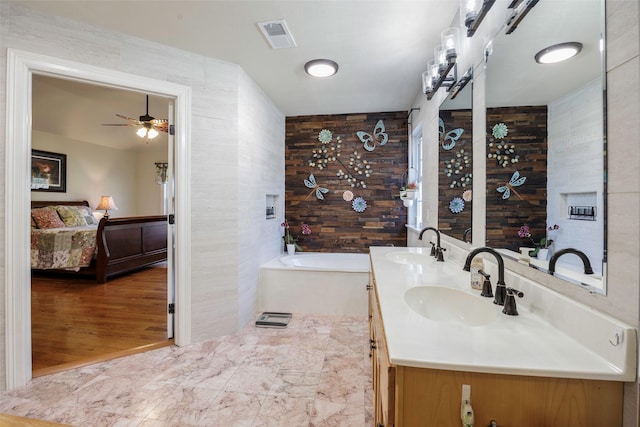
369;273;395;426
368;272;624;427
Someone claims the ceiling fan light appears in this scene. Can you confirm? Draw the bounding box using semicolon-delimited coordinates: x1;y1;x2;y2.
136;127;147;138
304;59;339;78
147;128;159;139
535;42;583;64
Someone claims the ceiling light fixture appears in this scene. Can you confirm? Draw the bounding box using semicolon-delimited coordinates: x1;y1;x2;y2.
304;59;339;78
535;42;583;64
136;124;159;140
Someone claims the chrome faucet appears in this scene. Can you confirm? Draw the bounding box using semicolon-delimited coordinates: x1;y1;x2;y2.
548;248;594;275
418;227;445;262
463;247;507;305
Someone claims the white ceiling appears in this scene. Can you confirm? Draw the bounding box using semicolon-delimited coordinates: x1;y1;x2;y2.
24;0;601;151
21;0;460;117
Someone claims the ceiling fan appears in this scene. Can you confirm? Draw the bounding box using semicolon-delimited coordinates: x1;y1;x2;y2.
102;95;168;140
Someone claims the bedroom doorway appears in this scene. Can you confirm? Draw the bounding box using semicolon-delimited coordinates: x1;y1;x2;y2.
29;76;174;374
6;49;192;389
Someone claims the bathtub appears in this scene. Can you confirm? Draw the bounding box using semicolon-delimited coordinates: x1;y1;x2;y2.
258;252;370;316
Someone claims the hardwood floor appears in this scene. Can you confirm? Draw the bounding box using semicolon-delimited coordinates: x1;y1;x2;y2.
31;263;171;376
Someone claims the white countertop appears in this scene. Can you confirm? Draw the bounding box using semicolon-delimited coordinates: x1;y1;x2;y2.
369;246;636;381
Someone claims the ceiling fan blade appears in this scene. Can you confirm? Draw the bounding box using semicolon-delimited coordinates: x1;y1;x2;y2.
152;122;169;133
115;114;141;123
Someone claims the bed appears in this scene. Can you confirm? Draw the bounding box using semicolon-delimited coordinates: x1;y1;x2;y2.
31;201;168;283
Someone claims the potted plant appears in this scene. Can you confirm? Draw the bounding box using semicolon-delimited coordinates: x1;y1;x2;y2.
518;224;559;260
400;182;418;207
281;220;311;255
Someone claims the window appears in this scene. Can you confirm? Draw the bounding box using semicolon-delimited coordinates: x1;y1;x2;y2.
408;125;423;229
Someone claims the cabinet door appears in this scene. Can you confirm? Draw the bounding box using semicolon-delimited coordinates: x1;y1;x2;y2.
371;282;395;426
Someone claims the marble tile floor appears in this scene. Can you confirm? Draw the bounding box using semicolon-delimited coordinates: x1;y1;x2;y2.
0;314;373;427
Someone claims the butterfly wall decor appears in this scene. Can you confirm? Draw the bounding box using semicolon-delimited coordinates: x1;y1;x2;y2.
496;170;526;200
304;173;329;200
357;120;388;152
439;118;464;151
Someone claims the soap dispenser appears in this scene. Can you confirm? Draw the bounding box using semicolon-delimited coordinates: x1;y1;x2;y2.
470;256;484;290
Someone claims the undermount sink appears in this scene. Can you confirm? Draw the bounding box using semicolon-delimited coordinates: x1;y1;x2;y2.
404;286;498;326
385;251;433;265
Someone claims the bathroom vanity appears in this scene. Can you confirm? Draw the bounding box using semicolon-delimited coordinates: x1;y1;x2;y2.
368;247;635;426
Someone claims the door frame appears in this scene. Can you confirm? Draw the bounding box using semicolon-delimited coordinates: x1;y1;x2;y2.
5;48;192;389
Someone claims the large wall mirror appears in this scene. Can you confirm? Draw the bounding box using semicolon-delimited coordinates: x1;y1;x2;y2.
439;68;473;241
483;0;606;293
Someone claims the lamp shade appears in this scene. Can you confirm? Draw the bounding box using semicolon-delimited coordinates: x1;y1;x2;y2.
96;196;118;211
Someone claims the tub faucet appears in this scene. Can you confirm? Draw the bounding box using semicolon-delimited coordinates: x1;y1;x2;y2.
463;228;472;243
548;248;594;275
463;247;507;305
418;227;444;261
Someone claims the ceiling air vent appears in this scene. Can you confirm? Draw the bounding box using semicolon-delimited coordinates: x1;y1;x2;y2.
257;20;297;49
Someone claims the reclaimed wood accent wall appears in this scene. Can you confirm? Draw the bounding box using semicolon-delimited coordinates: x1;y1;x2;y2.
439;109;473;241
485;106;548;250
285;112;408;253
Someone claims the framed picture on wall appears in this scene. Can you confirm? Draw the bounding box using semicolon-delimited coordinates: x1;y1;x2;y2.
31;149;67;192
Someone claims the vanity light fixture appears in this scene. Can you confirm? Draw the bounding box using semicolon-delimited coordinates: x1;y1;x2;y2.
505;0;540;34
449;67;473;100
423;27;459;100
460;0;496;37
304;59;339;78
535;42;583;64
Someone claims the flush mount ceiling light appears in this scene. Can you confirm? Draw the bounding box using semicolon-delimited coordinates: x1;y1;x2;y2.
304;59;339;78
535;42;583;64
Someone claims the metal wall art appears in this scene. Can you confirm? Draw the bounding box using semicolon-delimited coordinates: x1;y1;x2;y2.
488;122;519;168
439;118;464;150
443;148;471;188
496;170;526;200
357;120;388;151
449;197;465;213
304;173;329;200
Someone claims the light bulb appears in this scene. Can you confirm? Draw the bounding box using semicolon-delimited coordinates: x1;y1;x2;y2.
136;127;147;138
148;128;159;139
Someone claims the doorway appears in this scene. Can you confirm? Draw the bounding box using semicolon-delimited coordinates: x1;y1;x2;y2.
30;75;173;374
6;49;192;389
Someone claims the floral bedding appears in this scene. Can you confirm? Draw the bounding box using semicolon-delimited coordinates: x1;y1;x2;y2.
31;225;98;271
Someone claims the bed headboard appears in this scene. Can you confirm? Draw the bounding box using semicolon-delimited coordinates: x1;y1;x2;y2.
31;200;90;209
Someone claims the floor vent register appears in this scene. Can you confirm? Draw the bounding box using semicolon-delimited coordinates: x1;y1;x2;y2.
255;312;292;328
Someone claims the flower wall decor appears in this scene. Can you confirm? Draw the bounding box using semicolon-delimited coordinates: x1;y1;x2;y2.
449;197;465;214
492;122;508;139
318;129;333;144
488;122;519;168
443;148;471;188
352;197;367;212
309;134;341;171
